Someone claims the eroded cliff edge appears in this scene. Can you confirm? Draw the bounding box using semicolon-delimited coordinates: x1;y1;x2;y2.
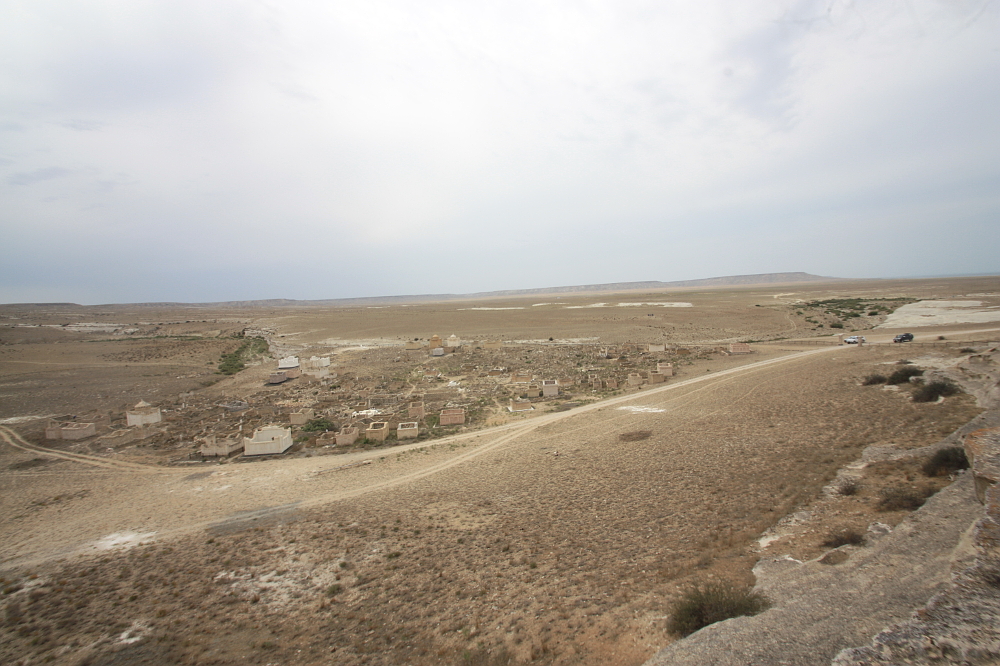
645;348;1000;666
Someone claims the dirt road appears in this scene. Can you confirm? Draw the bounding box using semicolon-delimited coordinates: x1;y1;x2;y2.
1;346;837;569
2;341;989;666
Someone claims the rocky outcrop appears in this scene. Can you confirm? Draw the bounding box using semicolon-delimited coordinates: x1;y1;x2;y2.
643;426;1000;666
643;350;1000;666
966;428;1000;504
831;428;1000;665
936;347;1000;410
643;473;984;666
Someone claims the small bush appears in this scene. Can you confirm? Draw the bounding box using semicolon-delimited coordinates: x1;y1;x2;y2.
830;322;844;329
325;583;343;596
960;347;977;354
876;486;930;511
912;380;961;403
979;565;1000;589
820;528;865;548
862;374;887;386
301;417;335;433
218;355;245;375
837;478;861;496
887;367;924;384
619;430;652;442
667;582;769;637
459;646;513;666
922;447;969;477
217;336;269;375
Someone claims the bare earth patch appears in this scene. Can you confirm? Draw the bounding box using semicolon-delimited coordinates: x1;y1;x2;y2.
2;277;998;666
0;347;986;666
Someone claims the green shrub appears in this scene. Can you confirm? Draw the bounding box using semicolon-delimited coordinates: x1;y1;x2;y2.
830;322;844;329
325;583;343;596
912;380;960;403
887;367;924;384
667;582;769;637
217;337;269;375
862;374;887;386
218;355;245;375
301;417;335;432
922;447;969;477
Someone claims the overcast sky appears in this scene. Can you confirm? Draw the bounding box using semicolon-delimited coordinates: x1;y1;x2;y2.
2;1;998;304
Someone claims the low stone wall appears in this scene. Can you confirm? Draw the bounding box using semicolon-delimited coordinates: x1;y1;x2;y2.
98;427;155;448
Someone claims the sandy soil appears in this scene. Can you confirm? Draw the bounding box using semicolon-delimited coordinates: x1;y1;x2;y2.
1;275;998;666
0;345;987;666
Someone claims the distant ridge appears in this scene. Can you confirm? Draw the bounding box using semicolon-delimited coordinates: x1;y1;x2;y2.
1;272;839;309
480;272;838;296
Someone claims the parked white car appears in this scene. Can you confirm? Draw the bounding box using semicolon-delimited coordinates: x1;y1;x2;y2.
844;335;866;344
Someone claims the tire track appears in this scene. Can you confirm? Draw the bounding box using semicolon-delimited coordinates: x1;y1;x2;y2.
2;347;843;568
186;348;842;531
0;426;173;473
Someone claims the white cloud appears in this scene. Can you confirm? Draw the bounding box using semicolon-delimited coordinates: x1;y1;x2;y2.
1;0;998;303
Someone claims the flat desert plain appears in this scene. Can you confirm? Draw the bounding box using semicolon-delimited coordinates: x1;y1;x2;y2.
1;276;999;666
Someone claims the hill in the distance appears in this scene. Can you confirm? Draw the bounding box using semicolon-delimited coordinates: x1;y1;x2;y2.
6;272;839;309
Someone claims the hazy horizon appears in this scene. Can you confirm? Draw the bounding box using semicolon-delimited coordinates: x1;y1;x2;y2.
6;270;1000;308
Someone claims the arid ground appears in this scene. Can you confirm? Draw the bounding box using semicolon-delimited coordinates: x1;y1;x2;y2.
2;276;999;666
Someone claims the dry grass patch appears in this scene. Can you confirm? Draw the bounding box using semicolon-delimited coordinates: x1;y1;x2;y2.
820;528;865;549
876;486;933;511
922;447;970;476
912;380;961;403
667;582;769;637
836;477;861;496
619;430;652;442
887;366;924;385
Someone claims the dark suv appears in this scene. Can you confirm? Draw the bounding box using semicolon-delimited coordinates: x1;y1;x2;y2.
893;333;914;343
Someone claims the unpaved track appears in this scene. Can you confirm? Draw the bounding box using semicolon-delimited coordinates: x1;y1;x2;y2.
0;426;167;473
1;346;839;569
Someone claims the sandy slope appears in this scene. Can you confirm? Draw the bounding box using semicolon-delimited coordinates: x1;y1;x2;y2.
0;344;986;666
1;347;834;570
